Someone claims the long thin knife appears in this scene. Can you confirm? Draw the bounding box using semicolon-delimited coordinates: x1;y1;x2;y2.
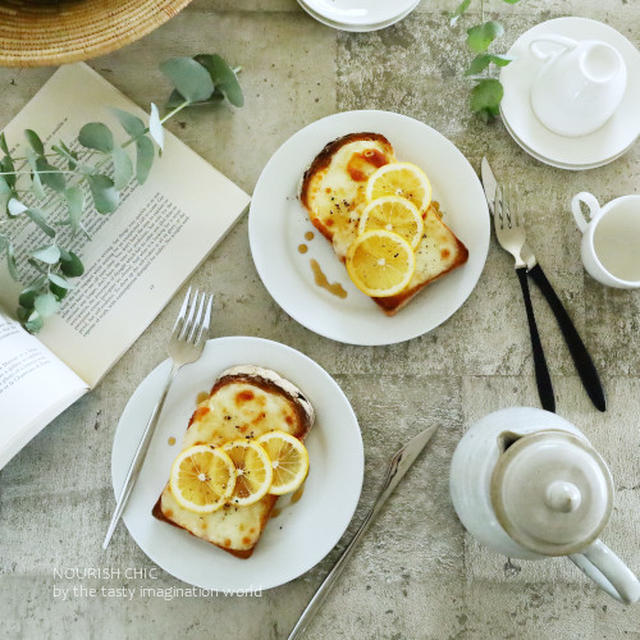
287;424;439;640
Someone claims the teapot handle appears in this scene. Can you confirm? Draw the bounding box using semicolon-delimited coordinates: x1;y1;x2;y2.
529;34;578;61
569;539;640;604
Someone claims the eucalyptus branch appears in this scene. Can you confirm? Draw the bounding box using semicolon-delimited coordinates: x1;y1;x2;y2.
0;53;244;333
449;0;521;122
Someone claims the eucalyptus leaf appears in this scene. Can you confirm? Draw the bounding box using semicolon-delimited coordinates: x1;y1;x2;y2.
466;21;504;53
59;250;84;277
110;108;146;138
32;244;61;264
470;78;504;122
35;157;66;192
502;0;521;3
1;155;16;188
49;272;71;290
450;0;471;26
135;135;154;184
6;242;18;279
26;148;45;200
466;53;513;75
0;132;9;155
64;186;84;233
59;141;79;169
160;57;214;103
148;103;164;151
26;208;56;238
24;129;45;156
8;198;27;217
193;54;244;107
25;310;44;333
34;292;59;318
79;122;114;153
0;175;9;213
87;174;119;213
19;286;41;309
112;145;133;190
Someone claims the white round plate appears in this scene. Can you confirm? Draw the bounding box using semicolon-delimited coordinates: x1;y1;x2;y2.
301;0;416;27
111;336;364;591
297;0;419;32
500;105;634;171
249;110;490;346
501;17;640;168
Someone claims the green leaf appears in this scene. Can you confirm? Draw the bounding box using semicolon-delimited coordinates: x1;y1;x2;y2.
78;122;114;153
26;148;45;200
6;242;18;279
32;244;61;264
24;309;44;333
35;157;66;192
64;186;84;233
470;78;504;122
0;155;16;188
59;250;84;277
450;0;471;26
148;103;164;151
24;129;45;155
59;141;79;170
48;272;72;299
466;53;513;75
135;135;154;184
8;198;27;217
112;145;133;190
19;286;41;309
502;0;521;3
193;54;244;107
26;208;56;238
87;174;119;213
0;132;9;155
34;292;59;318
110;108;146;138
160;57;214;103
467;21;504;53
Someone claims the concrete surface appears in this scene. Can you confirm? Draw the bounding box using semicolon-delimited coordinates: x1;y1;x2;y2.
1;0;640;638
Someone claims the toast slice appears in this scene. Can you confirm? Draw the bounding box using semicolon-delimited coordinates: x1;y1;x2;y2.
300;132;469;315
153;365;314;558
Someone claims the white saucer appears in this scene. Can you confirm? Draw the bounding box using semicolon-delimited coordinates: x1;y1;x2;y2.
500;17;640;168
501;105;635;171
297;0;419;32
110;336;364;591
248;110;490;346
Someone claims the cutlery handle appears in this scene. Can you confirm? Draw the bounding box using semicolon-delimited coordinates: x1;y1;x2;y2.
102;362;179;550
528;264;606;412
516;267;556;412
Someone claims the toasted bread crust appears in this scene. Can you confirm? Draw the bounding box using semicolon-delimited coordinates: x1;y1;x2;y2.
153;367;313;559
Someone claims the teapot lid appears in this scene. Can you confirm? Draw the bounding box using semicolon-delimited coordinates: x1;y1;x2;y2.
490;430;613;556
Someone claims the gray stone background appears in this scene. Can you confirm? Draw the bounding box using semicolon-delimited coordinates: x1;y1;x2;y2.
1;0;640;638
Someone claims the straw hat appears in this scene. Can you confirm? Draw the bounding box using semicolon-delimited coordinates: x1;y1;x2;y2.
0;0;193;67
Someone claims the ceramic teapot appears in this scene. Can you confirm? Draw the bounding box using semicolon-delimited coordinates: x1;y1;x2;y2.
450;407;640;604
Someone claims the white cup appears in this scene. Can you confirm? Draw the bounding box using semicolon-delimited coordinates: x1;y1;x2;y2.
571;191;640;289
529;34;627;138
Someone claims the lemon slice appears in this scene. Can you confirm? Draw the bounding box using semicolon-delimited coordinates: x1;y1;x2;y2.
256;431;310;495
365;162;432;212
221;439;273;506
346;229;415;297
358;196;424;250
169;444;236;514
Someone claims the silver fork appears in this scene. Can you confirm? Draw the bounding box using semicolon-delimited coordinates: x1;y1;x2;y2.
493;185;554;411
102;287;213;550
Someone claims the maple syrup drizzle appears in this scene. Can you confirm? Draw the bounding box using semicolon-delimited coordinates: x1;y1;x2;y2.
298;244;308;254
304;231;315;241
310;259;347;299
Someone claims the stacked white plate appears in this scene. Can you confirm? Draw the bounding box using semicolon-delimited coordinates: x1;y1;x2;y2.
297;0;420;32
500;17;640;170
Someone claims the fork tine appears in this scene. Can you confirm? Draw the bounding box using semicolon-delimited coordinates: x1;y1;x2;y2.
195;294;213;346
171;286;192;335
187;291;206;343
178;288;200;341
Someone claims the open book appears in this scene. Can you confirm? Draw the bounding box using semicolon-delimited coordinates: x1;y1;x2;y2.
0;63;250;470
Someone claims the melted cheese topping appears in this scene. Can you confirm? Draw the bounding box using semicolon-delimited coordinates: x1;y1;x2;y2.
306;139;396;258
160;381;303;552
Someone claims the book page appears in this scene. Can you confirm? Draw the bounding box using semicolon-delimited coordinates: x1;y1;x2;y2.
0;312;87;469
0;63;250;388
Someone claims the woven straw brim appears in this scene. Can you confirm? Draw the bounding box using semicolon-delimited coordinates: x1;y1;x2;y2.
0;0;193;67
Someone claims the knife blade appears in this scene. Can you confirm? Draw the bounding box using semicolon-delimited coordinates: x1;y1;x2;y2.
287;424;439;640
